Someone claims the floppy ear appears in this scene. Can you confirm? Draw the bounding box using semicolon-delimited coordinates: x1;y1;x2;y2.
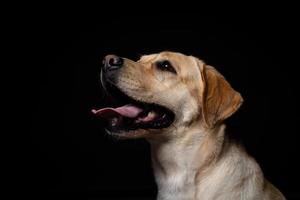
199;64;243;128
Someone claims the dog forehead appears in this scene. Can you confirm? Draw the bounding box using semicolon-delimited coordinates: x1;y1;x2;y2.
139;52;197;68
156;51;189;62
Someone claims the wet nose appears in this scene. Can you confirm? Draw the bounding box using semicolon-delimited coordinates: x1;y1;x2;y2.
103;55;123;71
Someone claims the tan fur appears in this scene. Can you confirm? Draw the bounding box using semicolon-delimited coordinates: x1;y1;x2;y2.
110;51;286;199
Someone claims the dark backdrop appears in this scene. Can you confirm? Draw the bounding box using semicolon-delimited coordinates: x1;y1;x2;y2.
13;9;299;200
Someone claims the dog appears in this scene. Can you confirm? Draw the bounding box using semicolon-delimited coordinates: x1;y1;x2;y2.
92;51;286;200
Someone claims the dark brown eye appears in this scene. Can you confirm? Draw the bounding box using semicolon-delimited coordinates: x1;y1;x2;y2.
156;60;176;74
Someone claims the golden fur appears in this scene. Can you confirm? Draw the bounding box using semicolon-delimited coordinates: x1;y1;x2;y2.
108;51;285;200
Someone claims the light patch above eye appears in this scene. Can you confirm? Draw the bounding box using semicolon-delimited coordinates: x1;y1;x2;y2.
155;60;177;74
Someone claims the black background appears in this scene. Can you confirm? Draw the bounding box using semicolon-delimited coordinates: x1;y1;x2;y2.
11;6;299;200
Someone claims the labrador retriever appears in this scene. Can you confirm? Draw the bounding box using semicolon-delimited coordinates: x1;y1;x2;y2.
92;51;285;200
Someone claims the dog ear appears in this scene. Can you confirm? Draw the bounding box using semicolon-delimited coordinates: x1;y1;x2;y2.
199;63;243;128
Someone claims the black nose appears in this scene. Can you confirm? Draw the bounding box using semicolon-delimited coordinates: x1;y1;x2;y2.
103;55;123;71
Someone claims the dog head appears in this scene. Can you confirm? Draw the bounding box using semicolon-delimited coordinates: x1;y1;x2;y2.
92;51;243;139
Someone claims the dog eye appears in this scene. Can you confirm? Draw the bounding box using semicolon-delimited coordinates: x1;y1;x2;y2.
156;60;176;74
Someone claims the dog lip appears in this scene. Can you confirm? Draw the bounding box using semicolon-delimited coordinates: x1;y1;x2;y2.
94;80;175;132
92;102;175;132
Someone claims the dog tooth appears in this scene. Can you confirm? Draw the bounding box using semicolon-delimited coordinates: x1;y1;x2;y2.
111;117;119;126
147;111;156;117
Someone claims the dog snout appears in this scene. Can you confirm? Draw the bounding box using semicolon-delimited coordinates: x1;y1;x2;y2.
103;55;123;71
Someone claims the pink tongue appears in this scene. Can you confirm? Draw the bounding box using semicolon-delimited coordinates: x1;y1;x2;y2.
91;104;143;118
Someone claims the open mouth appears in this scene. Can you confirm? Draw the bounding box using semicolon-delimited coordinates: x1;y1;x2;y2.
92;83;175;133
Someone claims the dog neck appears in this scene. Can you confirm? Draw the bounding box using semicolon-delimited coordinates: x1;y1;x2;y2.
148;124;226;200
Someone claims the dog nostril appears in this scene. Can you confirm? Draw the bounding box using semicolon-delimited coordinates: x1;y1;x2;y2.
108;58;116;66
104;55;123;70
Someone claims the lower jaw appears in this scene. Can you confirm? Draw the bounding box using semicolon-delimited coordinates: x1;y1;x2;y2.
108;129;149;139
